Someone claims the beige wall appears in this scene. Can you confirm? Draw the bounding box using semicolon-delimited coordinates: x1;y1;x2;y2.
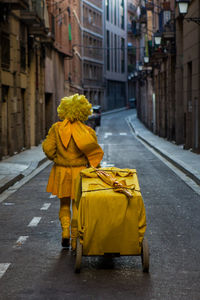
0;8;47;158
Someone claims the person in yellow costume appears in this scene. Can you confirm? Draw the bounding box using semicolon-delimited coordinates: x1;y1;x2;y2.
42;94;104;250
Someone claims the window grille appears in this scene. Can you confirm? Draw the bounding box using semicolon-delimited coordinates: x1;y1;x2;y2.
2;85;9;103
1;33;10;69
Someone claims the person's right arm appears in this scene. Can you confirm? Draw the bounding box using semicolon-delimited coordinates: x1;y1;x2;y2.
42;123;57;161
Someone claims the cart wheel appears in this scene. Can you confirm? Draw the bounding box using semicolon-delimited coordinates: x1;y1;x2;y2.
141;237;149;273
74;237;82;273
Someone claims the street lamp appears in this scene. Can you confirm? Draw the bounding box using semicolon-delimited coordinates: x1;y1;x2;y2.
176;0;200;25
154;31;162;45
138;64;143;71
176;0;189;14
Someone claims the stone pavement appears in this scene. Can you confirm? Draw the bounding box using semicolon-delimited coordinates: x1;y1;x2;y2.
127;111;200;186
0;109;199;196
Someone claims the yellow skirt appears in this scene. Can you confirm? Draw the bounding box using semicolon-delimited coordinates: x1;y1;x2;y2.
46;164;87;199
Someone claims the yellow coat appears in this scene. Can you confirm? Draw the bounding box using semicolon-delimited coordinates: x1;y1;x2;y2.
42;119;104;199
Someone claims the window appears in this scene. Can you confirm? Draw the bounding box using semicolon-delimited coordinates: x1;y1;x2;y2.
51;14;55;38
20;42;26;72
1;33;10;69
114;0;117;25
120;0;124;29
106;0;109;21
187;61;192;112
111;33;113;71
106;30;110;71
111;0;113;23
121;38;125;73
115;34;117;72
20;24;26;72
2;85;9;103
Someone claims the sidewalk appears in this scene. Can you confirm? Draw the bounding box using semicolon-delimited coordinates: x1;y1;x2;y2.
127;112;200;186
0;109;199;196
0;145;49;194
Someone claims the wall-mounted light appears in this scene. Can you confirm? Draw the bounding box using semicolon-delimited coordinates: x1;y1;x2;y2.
176;0;189;15
139;65;143;71
176;0;200;25
154;31;162;45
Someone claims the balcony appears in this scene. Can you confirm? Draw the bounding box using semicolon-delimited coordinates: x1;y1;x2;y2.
128;20;141;36
162;1;170;11
20;0;47;23
83;78;104;87
145;0;154;11
20;0;49;37
150;48;167;62
162;21;175;40
83;17;102;35
0;0;28;10
139;6;147;24
128;3;136;14
127;23;132;33
127;43;136;56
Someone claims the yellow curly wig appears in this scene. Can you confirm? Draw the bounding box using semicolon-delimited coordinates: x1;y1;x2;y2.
57;94;92;122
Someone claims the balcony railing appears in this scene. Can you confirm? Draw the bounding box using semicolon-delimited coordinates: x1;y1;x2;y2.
20;0;49;37
145;0;154;11
84;48;103;61
139;6;147;24
162;21;175;40
0;0;28;10
129;20;141;36
128;2;136;14
83;78;104;87
83;17;102;35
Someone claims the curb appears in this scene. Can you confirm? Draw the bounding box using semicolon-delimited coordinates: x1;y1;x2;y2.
0;174;24;194
128;121;200;186
0;157;49;195
102;107;127;116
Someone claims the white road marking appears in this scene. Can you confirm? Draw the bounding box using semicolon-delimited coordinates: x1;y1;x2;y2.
120;132;127;136
0;263;11;279
101;161;115;167
14;236;29;248
104;132;112;138
40;203;51;210
2;202;15;206
49;194;57;199
28;217;41;227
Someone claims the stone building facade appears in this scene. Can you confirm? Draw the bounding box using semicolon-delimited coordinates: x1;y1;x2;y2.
0;0;49;159
135;0;200;153
175;0;200;152
81;0;105;108
105;0;128;110
44;0;83;134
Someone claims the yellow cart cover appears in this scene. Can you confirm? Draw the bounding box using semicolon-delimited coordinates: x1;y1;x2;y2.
75;167;146;256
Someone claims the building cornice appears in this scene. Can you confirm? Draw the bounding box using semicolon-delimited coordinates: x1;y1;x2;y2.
82;27;103;39
82;57;104;64
82;0;103;13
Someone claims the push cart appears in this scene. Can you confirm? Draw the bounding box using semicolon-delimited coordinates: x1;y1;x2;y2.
74;167;149;273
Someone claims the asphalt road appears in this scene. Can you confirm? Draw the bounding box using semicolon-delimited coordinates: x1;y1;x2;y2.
0;110;200;299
